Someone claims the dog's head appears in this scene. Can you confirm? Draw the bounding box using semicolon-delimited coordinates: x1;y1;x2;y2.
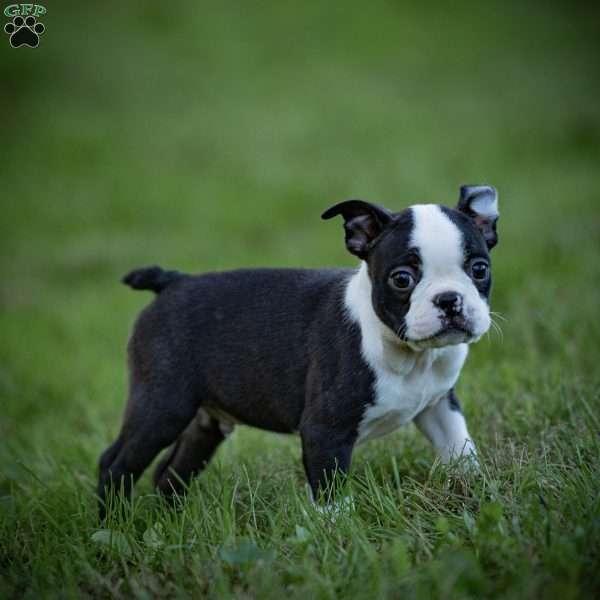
323;185;499;350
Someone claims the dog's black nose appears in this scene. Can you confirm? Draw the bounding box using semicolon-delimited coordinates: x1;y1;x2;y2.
433;291;463;316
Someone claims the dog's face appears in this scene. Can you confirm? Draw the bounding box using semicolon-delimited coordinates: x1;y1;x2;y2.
323;186;499;350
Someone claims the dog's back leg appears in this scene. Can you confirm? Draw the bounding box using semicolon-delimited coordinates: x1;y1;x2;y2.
97;383;198;520
153;408;227;498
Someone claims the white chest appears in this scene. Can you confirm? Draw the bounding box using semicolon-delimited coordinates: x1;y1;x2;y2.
356;343;468;444
344;263;469;445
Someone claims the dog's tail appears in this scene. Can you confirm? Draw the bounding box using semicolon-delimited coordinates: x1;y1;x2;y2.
122;266;184;294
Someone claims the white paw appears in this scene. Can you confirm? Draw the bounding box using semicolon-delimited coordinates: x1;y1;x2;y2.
302;494;355;524
443;443;480;473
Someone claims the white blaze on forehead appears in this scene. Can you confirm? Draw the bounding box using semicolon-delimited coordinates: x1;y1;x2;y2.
410;204;464;272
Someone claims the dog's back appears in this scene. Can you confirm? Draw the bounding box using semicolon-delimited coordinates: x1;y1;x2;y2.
124;266;359;433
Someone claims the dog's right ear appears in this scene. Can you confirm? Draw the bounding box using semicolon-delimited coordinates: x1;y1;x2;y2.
321;200;393;259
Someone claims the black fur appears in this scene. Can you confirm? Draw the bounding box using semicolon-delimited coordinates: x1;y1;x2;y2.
122;266;183;293
364;209;416;340
448;389;462;413
98;268;375;517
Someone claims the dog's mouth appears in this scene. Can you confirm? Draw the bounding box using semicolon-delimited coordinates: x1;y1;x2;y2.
409;319;474;348
437;316;472;336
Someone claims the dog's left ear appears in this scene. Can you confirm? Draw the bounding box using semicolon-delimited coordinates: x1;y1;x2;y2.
322;199;393;259
457;185;499;249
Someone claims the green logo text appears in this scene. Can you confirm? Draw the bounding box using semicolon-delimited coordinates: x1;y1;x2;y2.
4;4;46;18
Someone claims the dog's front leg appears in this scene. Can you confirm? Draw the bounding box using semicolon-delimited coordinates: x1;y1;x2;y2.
300;424;356;502
413;389;478;466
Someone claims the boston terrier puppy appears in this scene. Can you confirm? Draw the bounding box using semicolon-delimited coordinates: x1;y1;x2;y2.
97;185;499;518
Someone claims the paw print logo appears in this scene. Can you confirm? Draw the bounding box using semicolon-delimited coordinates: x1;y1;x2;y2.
4;15;45;48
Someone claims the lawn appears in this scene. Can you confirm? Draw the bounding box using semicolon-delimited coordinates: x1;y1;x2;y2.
1;1;600;598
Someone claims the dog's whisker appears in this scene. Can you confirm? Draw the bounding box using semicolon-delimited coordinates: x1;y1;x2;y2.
490;311;507;323
395;324;408;339
489;316;504;340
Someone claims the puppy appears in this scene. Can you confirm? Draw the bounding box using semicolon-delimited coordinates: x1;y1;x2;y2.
98;185;499;518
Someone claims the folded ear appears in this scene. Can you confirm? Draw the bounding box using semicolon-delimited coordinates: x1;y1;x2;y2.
457;185;499;249
321;199;393;259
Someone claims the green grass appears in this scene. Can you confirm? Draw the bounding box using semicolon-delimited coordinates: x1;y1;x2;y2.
1;1;600;598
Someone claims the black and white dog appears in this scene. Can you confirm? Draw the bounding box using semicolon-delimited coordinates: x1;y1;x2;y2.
98;185;499;517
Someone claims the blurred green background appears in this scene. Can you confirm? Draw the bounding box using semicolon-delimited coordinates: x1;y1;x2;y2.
1;1;600;597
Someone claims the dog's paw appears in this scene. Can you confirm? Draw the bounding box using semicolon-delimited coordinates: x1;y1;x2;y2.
303;495;355;524
4;15;44;48
441;440;480;472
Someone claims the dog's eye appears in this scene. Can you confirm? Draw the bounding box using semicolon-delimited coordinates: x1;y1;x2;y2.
471;261;489;281
389;269;416;291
